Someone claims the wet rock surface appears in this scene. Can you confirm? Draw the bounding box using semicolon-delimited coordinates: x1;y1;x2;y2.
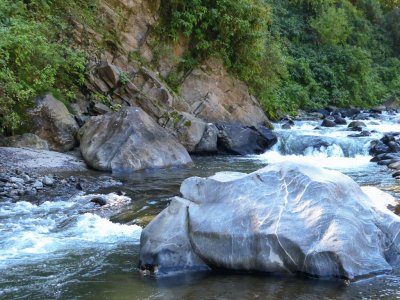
216;123;277;155
140;162;400;279
370;133;400;179
0;168;122;204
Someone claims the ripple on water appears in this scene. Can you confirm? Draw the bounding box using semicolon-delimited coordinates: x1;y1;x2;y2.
0;198;142;298
2;113;400;299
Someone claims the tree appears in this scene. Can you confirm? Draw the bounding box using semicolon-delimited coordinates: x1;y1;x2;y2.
310;6;352;45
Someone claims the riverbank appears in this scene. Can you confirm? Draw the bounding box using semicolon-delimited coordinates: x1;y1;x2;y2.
0;147;122;203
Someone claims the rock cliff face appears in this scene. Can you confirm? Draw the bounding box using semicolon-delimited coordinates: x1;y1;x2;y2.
140;162;400;279
74;0;271;130
20;0;275;171
181;58;270;127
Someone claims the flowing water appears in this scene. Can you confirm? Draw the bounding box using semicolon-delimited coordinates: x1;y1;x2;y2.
1;113;400;299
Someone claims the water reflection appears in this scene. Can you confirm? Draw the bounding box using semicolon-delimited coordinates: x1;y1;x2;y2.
62;263;400;300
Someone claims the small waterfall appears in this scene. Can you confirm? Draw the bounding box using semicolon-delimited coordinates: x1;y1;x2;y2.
252;116;400;170
275;131;372;157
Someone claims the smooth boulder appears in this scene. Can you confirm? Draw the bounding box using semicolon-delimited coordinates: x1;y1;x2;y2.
139;162;400;279
216;123;277;155
28;94;79;151
79;107;192;172
194;123;219;153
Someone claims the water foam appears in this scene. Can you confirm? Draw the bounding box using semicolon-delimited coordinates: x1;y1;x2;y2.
253;151;372;170
0;199;142;268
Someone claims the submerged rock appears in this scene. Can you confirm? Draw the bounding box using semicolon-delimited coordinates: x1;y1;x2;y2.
79;107;192;172
139;162;400;279
321;119;336;127
348;121;366;129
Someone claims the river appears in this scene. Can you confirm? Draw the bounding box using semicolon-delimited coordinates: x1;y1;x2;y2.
1;113;400;299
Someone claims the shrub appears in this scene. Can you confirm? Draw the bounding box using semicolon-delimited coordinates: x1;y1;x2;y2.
0;0;90;133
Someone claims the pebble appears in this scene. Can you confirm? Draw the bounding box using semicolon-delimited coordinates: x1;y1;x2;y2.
42;176;54;186
21;174;31;182
348;121;366;128
388;161;400;170
26;189;37;196
0;164;122;202
32;181;44;189
10;177;24;184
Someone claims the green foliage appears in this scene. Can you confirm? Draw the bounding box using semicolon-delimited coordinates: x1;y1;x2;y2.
0;0;92;132
158;0;271;82
310;7;352;44
0;0;399;128
380;0;400;9
386;8;400;53
157;0;399;118
259;0;400;117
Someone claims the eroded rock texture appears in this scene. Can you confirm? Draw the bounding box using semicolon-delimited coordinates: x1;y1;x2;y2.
140;162;400;279
79;107;192;172
28;94;79;152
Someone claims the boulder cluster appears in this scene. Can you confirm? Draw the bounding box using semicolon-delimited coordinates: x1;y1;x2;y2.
281;106;388;138
0;169;66;202
0;167;121;203
1;87;277;173
370;133;400;179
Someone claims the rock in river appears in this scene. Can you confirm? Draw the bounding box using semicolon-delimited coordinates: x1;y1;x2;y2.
139;162;400;279
79;107;192;172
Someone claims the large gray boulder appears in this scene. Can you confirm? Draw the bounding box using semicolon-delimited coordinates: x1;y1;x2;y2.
194;123;219;153
139;162;400;279
216;123;277;155
28;94;79;151
164;112;207;153
79;107;192;172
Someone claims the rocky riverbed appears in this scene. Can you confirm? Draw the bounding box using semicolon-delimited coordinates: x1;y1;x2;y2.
0;147;122;203
2;110;400;298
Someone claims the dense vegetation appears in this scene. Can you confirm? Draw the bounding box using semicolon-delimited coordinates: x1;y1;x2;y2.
0;0;399;133
159;0;400;118
0;0;98;132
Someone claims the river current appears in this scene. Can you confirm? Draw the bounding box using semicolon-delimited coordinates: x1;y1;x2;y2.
1;113;400;299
